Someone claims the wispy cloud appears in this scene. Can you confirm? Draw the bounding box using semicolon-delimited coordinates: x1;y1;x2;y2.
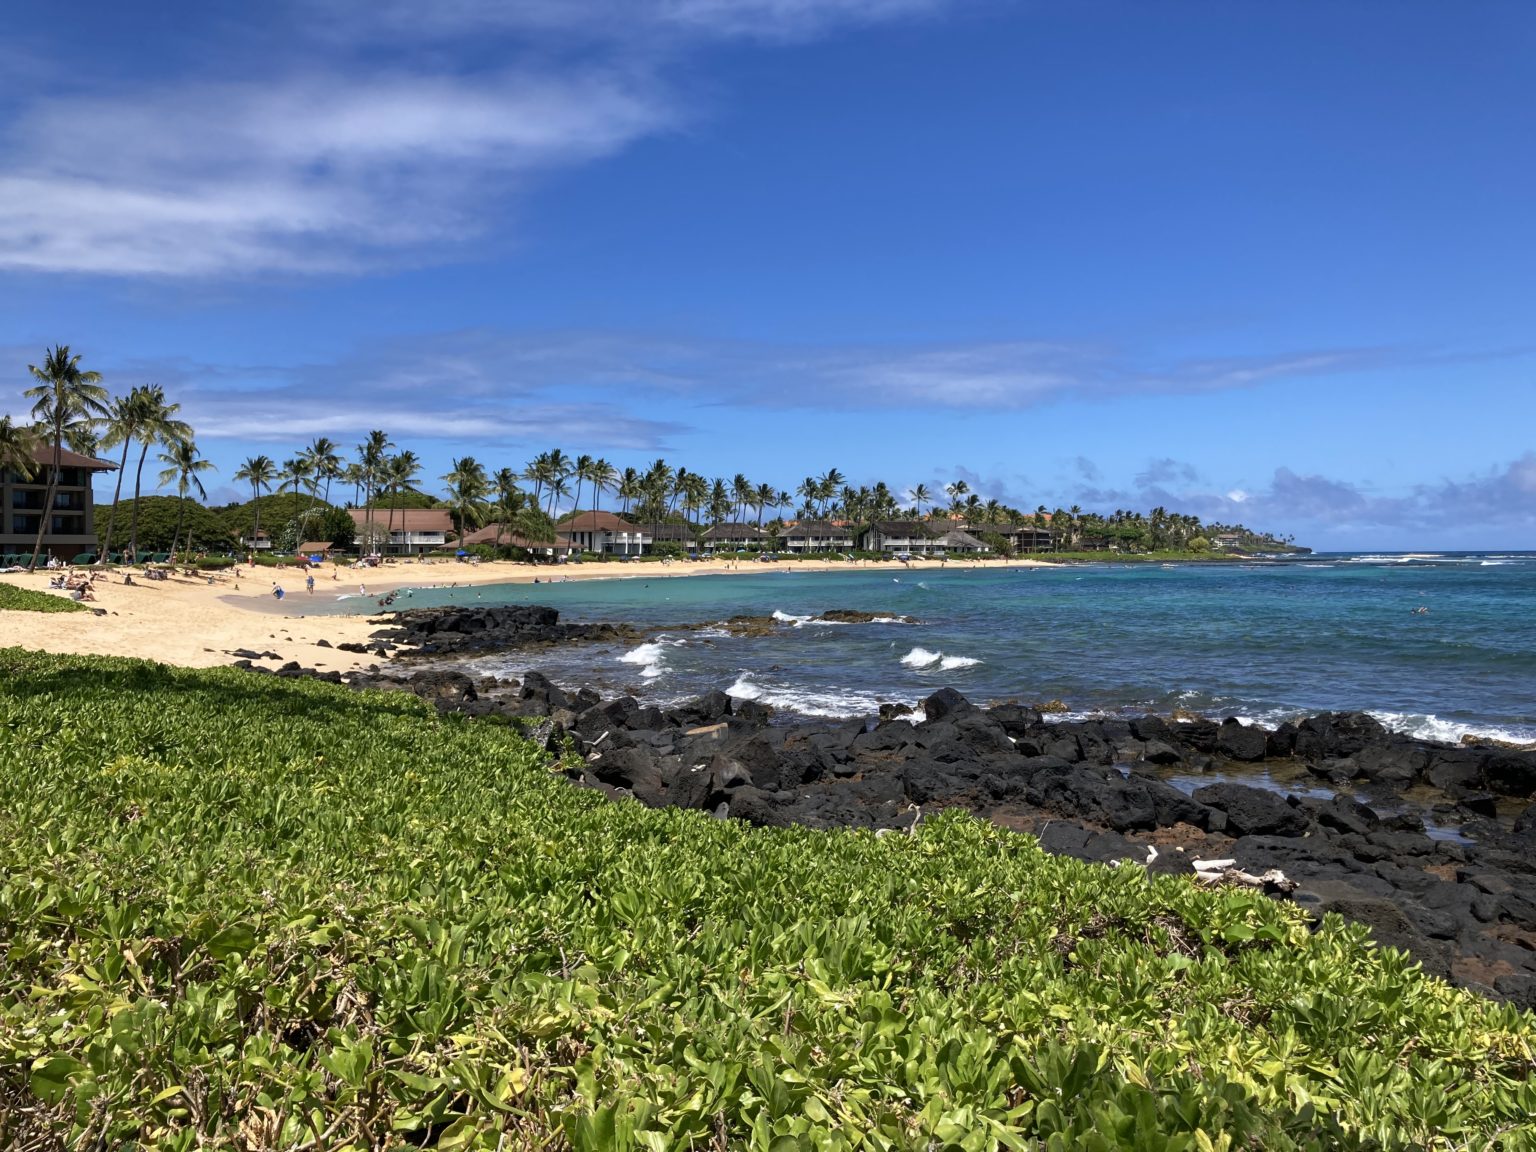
332;0;946;43
91;328;1466;454
0;0;948;278
0;71;671;276
1063;454;1536;548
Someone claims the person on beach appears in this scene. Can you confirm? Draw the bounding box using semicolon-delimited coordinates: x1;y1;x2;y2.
272;585;285;600
306;574;315;595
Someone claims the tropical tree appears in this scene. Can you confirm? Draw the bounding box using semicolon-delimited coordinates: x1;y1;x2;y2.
753;482;775;527
125;387;191;562
0;416;39;484
278;458;311;526
441;456;489;539
385;451;421;546
709;477;731;528
491;467;522;547
589;458;617;522
232;455;278;554
96;388;155;561
302;437;342;513
156;439;215;559
910;483;931;517
616;467;641;516
356;430;393;552
22;346;108;569
731;474;753;522
569;454;595;518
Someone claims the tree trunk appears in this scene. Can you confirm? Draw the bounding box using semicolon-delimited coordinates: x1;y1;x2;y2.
251;485;262;555
129;441;151;561
172;494;187;562
98;436;133;563
26;420;65;571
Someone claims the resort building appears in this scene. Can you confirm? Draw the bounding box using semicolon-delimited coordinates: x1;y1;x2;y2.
239;530;273;552
701;522;767;551
648;523;697;551
863;520;938;554
555;511;651;556
781;520;856;554
1;446;117;562
457;523;556;555
865;521;991;555
346;508;453;556
987;522;1057;553
1212;533;1244;550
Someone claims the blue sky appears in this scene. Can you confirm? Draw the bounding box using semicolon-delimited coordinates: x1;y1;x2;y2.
2;0;1533;548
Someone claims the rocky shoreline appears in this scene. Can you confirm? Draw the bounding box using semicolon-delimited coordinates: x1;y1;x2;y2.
241;604;1536;1007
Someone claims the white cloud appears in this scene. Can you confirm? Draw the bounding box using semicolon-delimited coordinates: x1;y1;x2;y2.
0;72;671;276
0;0;949;278
337;0;945;43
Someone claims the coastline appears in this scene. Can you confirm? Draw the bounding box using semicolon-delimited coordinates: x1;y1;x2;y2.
0;554;1052;671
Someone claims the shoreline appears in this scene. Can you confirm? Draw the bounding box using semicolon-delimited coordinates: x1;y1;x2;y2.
0;554;1051;670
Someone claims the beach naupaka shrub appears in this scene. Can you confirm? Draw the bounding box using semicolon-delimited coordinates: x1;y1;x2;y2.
0;648;1532;1149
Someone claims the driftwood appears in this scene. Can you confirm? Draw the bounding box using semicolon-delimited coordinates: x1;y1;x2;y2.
1193;858;1297;895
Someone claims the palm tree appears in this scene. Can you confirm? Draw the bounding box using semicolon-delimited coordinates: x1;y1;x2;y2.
278;457;310;528
385;451;421;549
156;439;215;559
817;468;845;517
492;467;522;547
97;387;156;561
569;454;595;518
589;458;617;522
731;474;753;522
540;449;572;518
341;462;365;509
232;454;278;555
23;346;108;570
302;437;342;513
126;386;190;562
0;416;39;483
944;480;970;515
910;484;931;517
356;430;393;553
617;467;641;516
441;456;489;543
753;482;775;527
709;477;731;527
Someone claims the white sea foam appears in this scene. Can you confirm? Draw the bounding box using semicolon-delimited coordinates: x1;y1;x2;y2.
771;609;812;625
618;641;669;679
1368;711;1536;747
899;647;980;671
726;673;892;719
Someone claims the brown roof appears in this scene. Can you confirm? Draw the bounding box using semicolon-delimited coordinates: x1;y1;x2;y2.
459;522;555;547
558;510;641;533
347;508;452;532
31;446;117;471
297;541;334;552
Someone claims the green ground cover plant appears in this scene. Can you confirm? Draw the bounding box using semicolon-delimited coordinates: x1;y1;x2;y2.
0;585;89;614
0;648;1532;1149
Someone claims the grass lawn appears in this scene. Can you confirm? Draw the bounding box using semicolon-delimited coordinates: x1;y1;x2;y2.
0;582;89;613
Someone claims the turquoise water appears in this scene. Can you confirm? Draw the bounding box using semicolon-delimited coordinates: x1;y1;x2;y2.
324;554;1536;740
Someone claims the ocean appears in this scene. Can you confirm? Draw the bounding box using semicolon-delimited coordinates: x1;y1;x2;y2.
323;553;1536;743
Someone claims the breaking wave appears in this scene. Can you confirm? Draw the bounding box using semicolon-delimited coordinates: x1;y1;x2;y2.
899;647;980;671
726;673;892;719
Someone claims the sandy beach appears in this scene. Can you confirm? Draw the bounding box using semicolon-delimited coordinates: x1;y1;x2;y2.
0;554;1054;673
